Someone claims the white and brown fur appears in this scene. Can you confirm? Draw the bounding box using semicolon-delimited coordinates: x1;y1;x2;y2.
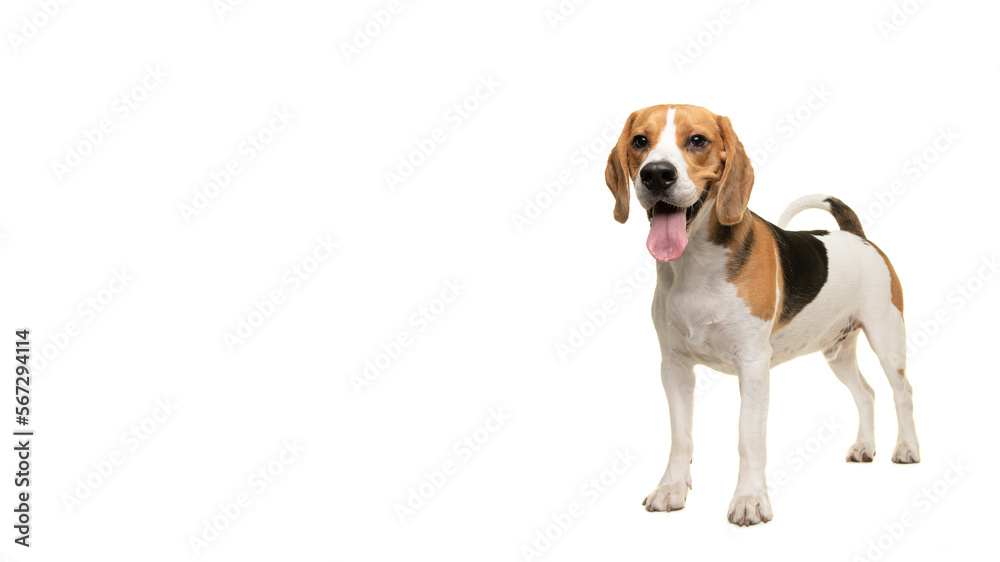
605;104;919;526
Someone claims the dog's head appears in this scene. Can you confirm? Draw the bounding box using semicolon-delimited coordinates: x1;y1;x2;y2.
605;104;754;261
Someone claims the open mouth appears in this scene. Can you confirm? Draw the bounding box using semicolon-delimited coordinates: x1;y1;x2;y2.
645;189;708;224
645;189;709;262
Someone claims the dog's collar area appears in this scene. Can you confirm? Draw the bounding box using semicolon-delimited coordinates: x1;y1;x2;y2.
647;187;710;224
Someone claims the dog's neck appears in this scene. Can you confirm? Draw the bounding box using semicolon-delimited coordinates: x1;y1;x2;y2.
705;202;755;250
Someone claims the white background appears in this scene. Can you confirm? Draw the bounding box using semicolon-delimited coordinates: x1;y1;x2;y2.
2;0;998;560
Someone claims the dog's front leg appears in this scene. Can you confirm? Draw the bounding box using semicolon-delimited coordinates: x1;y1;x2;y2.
728;354;774;526
643;358;694;512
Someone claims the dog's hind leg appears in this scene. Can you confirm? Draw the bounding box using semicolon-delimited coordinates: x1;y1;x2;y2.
862;312;920;464
824;332;877;462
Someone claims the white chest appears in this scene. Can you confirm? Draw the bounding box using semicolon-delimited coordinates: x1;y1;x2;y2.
652;242;775;374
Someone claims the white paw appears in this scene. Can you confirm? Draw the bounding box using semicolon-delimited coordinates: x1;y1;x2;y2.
846;441;876;463
727;493;773;526
642;484;687;512
891;442;920;464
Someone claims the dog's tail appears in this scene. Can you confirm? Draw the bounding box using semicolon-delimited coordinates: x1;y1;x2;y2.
777;194;866;238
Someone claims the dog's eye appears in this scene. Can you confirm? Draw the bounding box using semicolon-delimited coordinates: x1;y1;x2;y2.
689;135;708;149
632;135;648;149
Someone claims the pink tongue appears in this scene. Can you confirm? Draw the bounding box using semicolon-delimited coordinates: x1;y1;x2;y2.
646;209;688;262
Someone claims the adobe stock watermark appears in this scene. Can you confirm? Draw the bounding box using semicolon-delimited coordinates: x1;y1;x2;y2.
188;440;306;556
7;0;71;54
672;0;753;72
61;397;178;514
856;127;958;230
694;365;729;397
212;0;247;21
747;85;834;170
510;116;623;234
877;0;930;41
31;268;134;374
351;278;466;394
51;64;167;183
178;106;295;223
384;75;500;192
544;0;587;31
222;235;339;353
554;260;655;362
852;458;969;561
520;450;637;561
393;407;510;524
905;253;998;360
767;416;842;498
340;0;408;64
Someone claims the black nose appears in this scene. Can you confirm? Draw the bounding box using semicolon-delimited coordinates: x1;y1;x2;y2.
639;161;678;192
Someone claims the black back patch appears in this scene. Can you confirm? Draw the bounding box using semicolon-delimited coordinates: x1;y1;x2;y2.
764;221;829;324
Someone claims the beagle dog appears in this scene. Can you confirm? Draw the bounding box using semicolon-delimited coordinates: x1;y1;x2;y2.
605;104;919;526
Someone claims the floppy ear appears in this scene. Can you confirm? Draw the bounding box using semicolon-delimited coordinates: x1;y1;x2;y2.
605;112;637;224
715;115;754;225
